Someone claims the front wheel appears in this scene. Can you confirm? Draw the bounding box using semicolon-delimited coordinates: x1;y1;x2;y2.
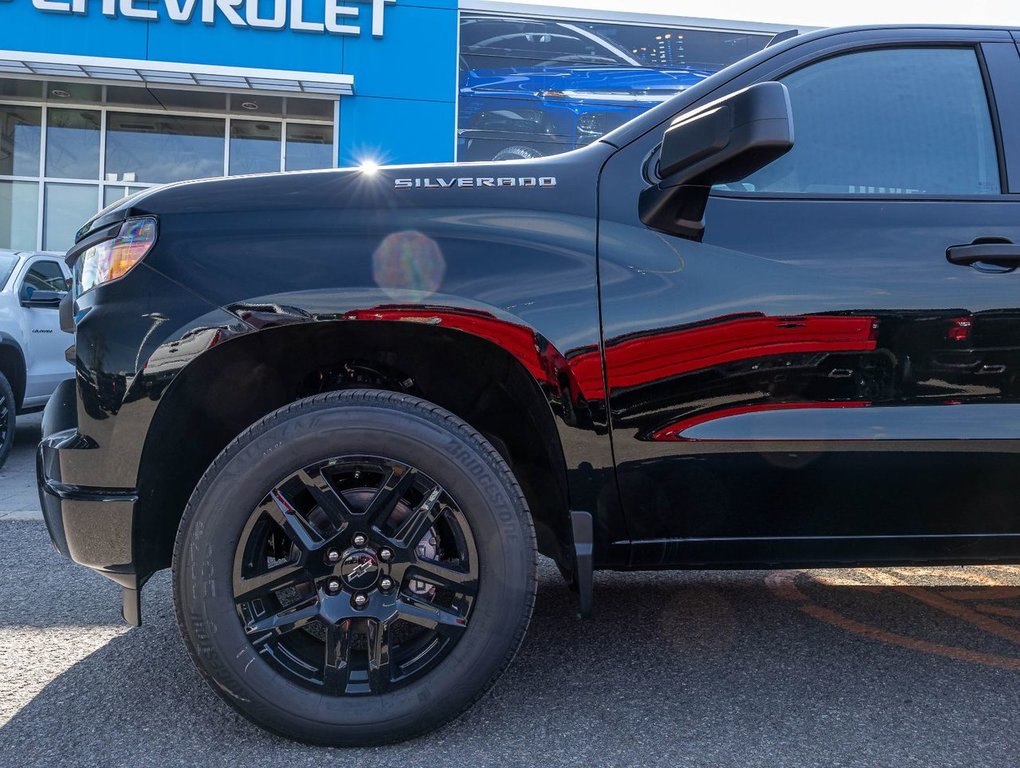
173;389;536;746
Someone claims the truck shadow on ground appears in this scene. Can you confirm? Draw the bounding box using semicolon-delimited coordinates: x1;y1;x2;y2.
2;550;1019;766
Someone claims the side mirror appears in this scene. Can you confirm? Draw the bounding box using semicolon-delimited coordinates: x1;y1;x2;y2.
639;81;794;240
21;290;65;308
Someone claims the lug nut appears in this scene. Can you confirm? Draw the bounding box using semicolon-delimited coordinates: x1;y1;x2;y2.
326;578;342;594
379;577;394;591
379;548;393;562
352;533;368;548
352;593;368;608
326;549;340;564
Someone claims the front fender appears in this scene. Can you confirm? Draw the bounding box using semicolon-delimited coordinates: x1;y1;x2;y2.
131;305;617;581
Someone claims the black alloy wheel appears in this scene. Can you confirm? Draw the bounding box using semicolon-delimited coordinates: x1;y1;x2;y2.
174;389;536;746
233;456;479;695
0;372;15;469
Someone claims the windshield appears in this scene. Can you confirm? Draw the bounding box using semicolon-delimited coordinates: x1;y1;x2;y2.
0;254;18;290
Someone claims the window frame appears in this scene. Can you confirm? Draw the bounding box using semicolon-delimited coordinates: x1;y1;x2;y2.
17;257;67;304
709;42;1010;203
623;29;1020;199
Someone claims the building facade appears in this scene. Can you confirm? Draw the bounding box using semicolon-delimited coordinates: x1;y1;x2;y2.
0;0;784;250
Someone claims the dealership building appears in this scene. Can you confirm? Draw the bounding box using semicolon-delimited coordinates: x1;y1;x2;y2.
0;0;786;251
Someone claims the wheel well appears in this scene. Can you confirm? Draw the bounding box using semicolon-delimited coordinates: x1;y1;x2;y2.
135;321;571;580
0;343;26;410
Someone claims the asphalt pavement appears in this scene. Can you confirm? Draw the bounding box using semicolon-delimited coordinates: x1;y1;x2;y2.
0;412;43;519
2;416;1019;767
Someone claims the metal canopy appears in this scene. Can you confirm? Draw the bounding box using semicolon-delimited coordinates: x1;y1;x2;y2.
0;49;354;96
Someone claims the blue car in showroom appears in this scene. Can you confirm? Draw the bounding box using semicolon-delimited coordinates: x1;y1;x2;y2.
458;16;712;161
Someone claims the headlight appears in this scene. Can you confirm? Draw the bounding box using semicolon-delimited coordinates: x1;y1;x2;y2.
77;217;157;295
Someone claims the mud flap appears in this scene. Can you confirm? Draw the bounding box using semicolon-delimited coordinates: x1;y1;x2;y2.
570;510;593;619
122;584;142;627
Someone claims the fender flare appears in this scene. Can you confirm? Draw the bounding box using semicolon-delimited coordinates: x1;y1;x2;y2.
0;333;27;407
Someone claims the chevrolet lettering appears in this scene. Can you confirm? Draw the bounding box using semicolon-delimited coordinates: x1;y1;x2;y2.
28;0;396;37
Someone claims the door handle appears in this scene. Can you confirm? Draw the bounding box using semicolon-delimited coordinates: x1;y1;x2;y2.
946;242;1020;268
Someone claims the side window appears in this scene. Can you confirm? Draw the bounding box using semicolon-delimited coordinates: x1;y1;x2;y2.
728;48;1000;196
20;260;66;302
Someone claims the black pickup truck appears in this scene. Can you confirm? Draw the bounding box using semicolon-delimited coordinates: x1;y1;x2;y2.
38;25;1020;746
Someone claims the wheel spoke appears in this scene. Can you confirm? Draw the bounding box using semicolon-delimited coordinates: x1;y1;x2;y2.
233;453;480;697
363;465;418;527
366;618;392;693
323;620;353;694
245;596;320;645
266;489;324;553
234;562;308;604
296;468;354;532
393;485;443;548
408;559;478;597
395;596;468;637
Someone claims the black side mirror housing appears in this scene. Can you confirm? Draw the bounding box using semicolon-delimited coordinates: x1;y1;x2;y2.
21;290;66;308
639;81;794;240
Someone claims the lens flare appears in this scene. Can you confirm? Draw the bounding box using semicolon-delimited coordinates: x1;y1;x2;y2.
372;230;446;300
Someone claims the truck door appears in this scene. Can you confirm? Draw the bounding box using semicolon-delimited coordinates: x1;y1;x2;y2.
597;31;1020;565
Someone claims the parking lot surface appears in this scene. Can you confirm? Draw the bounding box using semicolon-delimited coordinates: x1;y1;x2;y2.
0;412;43;520
2;418;1019;767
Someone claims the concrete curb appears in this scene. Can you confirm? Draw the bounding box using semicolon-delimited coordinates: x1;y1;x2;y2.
0;510;44;521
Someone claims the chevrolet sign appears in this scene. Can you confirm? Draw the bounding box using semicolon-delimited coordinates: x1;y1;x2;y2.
29;0;396;37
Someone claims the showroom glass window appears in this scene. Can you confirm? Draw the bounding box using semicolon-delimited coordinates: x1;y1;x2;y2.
0;104;41;250
732;48;1000;196
0;81;337;251
456;13;773;161
106;113;226;184
46;108;101;179
230;121;282;176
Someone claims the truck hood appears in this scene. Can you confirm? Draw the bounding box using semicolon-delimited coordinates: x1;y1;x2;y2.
73;142;617;244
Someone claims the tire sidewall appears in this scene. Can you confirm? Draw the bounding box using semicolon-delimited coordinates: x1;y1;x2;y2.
175;395;534;742
0;372;15;469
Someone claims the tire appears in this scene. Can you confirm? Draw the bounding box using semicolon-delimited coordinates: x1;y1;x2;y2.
0;372;15;470
492;145;544;161
173;389;537;746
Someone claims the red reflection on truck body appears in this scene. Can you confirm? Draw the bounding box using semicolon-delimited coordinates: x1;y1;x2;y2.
650;400;872;441
607;314;877;389
343;306;547;380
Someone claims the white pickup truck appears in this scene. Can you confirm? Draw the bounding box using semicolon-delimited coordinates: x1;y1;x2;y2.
0;250;72;468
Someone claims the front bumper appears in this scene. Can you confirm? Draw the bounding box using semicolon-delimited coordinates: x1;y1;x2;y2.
37;378;142;622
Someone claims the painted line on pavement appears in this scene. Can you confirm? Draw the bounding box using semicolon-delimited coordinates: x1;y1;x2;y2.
766;568;1020;672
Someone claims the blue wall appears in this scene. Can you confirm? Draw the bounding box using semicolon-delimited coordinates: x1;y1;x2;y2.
0;0;457;165
340;0;457;165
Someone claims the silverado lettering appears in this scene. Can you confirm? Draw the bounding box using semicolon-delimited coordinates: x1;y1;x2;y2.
394;176;557;189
